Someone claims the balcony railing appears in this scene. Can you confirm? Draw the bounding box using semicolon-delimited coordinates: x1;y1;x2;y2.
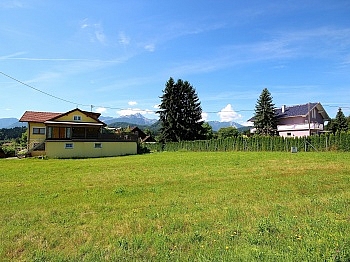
46;132;138;142
277;123;323;132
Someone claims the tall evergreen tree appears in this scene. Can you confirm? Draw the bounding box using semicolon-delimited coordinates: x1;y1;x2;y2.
335;107;348;132
253;88;277;136
157;77;204;142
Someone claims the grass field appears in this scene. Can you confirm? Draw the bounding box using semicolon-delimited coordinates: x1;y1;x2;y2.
1;152;349;261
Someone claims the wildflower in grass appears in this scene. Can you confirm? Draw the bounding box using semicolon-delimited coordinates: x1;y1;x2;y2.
295;234;302;240
225;246;229;250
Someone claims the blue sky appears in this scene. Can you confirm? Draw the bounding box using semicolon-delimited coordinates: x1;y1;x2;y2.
1;0;350;124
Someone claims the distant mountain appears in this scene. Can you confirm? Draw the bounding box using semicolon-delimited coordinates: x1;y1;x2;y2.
0;118;25;128
101;113;158;126
207;121;243;132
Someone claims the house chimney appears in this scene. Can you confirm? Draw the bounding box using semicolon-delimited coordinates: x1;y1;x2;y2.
282;105;286;113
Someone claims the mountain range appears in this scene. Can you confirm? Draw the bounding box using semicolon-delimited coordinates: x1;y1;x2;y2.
0;113;245;131
100;113;158;126
0;118;25;128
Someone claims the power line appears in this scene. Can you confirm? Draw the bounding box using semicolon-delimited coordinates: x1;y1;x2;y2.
0;71;90;107
1;71;349;115
0;71;256;114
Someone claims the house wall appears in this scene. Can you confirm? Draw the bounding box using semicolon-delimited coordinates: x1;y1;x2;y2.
312;108;325;124
279;130;310;138
45;141;137;158
55;111;97;123
278;116;306;125
27;122;46;156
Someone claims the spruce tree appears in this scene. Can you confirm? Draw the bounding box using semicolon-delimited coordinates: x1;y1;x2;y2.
335;107;348;132
253;88;277;136
158;77;204;142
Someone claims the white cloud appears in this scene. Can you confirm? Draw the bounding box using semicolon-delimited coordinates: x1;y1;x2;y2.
95;107;107;114
80;19;106;44
144;44;155;52
95;30;106;44
217;104;242;122
117;108;155;117
119;32;130;46
80;18;89;29
201;112;208;121
128;101;137;106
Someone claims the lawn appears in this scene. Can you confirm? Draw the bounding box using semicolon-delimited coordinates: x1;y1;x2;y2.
0;152;349;261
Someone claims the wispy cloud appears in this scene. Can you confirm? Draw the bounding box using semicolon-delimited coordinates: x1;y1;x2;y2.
128;101;137;106
0;51;26;59
144;44;155;52
79;19;107;45
119;32;130;47
0;0;23;9
167;26;350;77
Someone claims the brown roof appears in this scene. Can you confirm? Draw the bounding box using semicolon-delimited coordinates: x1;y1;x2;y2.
19;111;62;123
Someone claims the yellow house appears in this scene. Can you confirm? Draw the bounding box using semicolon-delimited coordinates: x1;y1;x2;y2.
19;108;137;158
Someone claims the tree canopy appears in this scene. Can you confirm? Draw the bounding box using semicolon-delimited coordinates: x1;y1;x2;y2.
253;88;277;136
217;126;240;139
157;77;204;142
327;107;349;134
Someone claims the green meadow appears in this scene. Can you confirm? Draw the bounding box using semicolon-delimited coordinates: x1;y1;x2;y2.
1;152;349;261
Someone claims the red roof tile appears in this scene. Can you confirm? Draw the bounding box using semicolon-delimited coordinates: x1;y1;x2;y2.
19;111;62;123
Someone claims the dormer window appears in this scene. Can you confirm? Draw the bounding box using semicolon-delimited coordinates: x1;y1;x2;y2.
73;115;82;121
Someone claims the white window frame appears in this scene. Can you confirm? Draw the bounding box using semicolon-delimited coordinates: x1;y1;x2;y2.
65;143;74;149
73;115;82;121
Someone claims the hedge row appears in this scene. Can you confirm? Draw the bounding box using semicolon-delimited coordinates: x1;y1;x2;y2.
144;133;350;152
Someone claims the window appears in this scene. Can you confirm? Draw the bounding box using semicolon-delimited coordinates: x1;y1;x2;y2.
65;143;74;149
311;109;316;119
287;132;292;137
33;127;46;135
94;143;102;148
66;127;71;138
73;115;82;121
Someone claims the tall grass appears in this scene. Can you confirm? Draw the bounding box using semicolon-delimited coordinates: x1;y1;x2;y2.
1;152;349;261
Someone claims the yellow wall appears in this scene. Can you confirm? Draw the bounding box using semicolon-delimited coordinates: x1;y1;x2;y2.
45;141;137;158
28;122;46;156
55;110;98;123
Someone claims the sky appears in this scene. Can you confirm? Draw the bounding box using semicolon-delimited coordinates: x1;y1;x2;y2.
1;0;350;124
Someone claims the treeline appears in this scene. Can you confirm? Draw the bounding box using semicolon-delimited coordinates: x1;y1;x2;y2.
144;133;350;152
0;127;27;141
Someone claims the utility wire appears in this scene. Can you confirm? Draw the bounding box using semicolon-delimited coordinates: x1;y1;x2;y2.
1;71;349;114
0;71;90;107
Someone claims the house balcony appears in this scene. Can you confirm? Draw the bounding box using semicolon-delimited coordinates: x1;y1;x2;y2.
277;123;323;132
46;132;138;142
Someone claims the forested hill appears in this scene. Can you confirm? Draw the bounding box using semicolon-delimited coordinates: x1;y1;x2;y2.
0;127;27;141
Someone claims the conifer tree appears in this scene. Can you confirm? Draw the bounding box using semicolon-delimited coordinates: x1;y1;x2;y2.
335;107;348;132
253;88;277;136
158;77;204;142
